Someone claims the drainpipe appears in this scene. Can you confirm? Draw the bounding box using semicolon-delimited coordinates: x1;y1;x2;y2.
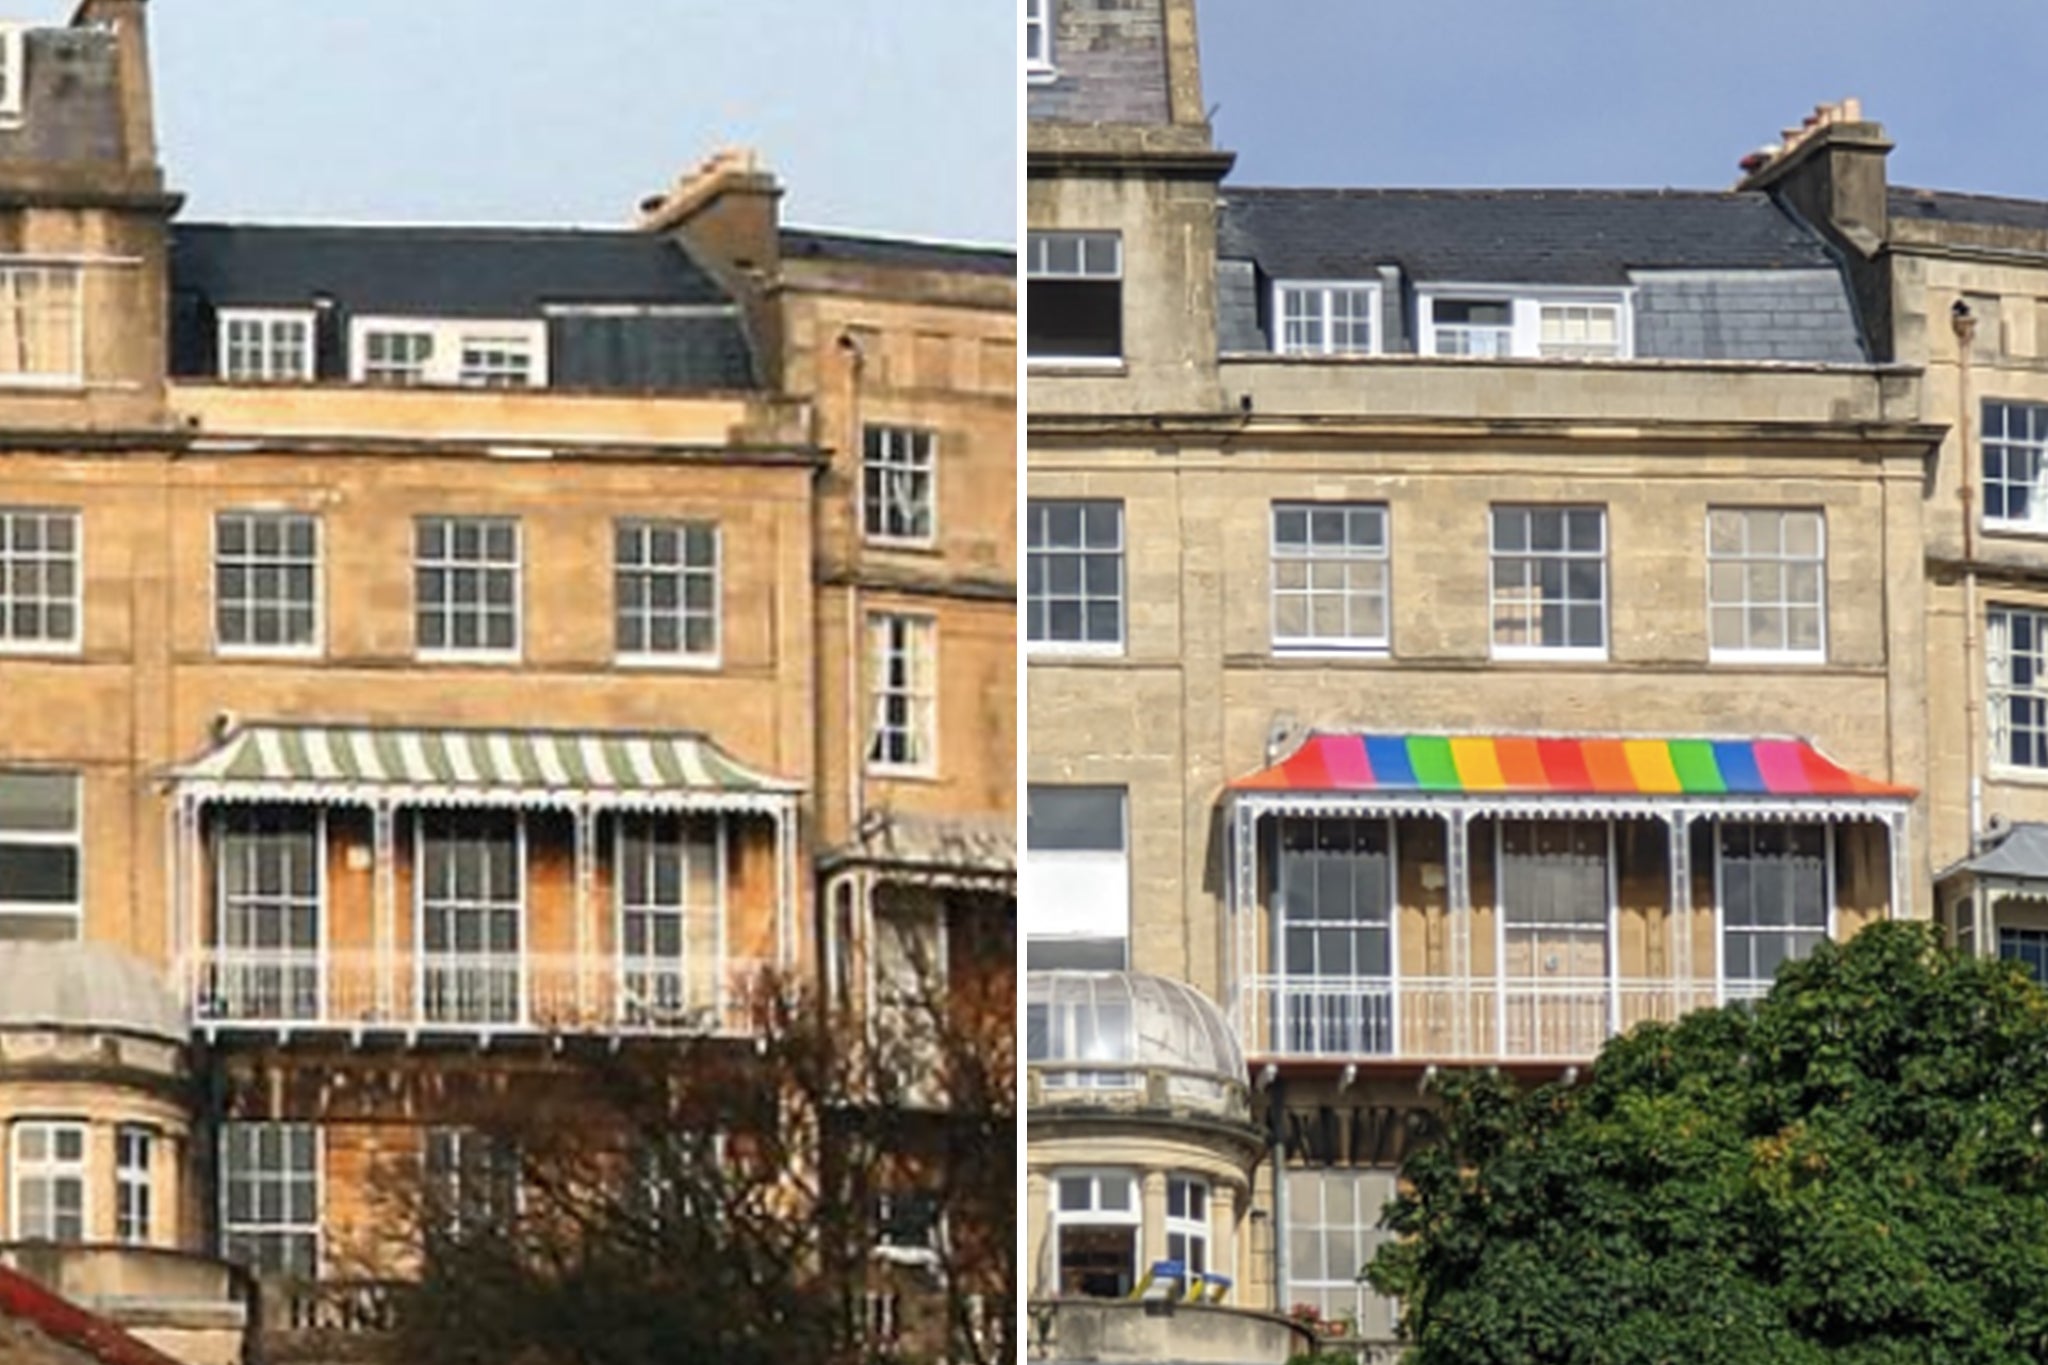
837;330;869;843
1955;302;1983;880
1263;1071;1288;1311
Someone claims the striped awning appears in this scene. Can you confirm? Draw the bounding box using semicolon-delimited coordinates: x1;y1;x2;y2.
1232;734;1913;800
170;723;799;812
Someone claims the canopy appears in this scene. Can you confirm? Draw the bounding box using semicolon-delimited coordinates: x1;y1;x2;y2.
169;722;799;812
1231;733;1913;799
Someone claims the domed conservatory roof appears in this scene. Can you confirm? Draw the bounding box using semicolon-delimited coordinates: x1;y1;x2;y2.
1026;971;1246;1115
0;942;185;1043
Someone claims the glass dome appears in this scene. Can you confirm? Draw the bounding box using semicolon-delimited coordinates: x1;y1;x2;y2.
1026;971;1246;1112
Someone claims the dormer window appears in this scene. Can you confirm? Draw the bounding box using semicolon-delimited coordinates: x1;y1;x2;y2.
1275;282;1379;356
0;26;25;126
348;318;548;389
219;310;314;383
1420;290;1632;360
1025;0;1052;78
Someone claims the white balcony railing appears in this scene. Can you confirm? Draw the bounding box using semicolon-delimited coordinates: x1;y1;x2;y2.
1238;974;1738;1063
186;949;776;1037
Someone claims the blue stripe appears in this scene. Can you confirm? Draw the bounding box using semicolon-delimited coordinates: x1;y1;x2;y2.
1366;735;1418;788
1711;741;1765;794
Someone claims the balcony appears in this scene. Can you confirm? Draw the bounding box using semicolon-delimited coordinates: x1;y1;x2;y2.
185;950;776;1038
1225;734;1915;1066
1236;974;1734;1063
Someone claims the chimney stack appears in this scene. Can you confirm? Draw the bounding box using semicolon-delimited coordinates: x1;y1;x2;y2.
1735;97;1890;259
70;0;155;170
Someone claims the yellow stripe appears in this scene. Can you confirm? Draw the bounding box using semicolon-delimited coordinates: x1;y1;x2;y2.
1449;736;1506;790
1622;740;1682;793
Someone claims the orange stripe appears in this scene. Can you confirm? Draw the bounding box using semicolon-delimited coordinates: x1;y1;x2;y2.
1493;737;1548;790
1580;740;1637;792
1449;736;1505;790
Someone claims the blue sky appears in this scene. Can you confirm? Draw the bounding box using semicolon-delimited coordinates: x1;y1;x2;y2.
1199;0;2048;200
16;0;1016;242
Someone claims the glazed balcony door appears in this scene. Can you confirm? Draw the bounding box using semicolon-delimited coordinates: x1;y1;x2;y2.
213;809;322;1021
1498;820;1610;1055
1276;816;1394;1055
418;811;523;1025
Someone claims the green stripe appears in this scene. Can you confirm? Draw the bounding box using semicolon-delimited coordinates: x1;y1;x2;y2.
1667;740;1725;794
506;736;545;786
372;731;407;783
554;738;589;785
225;735;263;781
279;729;313;781
419;734;456;784
328;730;360;781
648;740;689;789
603;738;633;786
1407;736;1460;791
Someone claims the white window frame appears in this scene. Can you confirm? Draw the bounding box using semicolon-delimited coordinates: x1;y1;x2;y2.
0;26;25;124
220;1121;322;1280
1025;0;1053;78
218;308;315;383
423;1126;523;1235
359;326;435;386
1050;1168;1141;1298
862;425;939;548
414;811;527;1028
1024;785;1129;957
0;506;80;655
867;611;939;777
0;769;81;938
614;519;720;669
210;808;326;1023
1270;502;1391;653
1983;400;2048;535
213;509;322;658
1164;1174;1209;1274
1987;604;2048;774
414;515;522;662
1713;820;1834;1001
1287;1168;1402;1339
346;317;549;389
10;1119;86;1243
1026;498;1125;655
1488;504;1609;661
1272;281;1381;357
1026;231;1123;367
0;262;83;387
613;814;720;1028
115;1125;153;1246
1417;287;1633;360
1704;507;1826;665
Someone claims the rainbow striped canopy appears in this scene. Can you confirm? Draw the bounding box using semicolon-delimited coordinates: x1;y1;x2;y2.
1231;734;1913;799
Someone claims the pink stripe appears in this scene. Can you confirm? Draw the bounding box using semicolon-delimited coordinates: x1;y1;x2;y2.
1321;736;1374;788
1752;741;1812;794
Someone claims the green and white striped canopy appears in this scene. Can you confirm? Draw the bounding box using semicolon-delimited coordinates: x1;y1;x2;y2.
171;723;799;812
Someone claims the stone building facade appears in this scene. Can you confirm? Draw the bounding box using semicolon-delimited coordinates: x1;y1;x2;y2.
1023;5;1977;1363
0;2;1015;1361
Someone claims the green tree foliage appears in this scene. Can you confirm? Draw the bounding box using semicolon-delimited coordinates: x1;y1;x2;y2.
1368;921;2048;1365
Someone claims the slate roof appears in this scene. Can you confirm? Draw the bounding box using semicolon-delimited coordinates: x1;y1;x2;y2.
1889;185;2048;233
1218;188;1841;285
1940;821;2048;881
170;223;732;315
782;228;1013;277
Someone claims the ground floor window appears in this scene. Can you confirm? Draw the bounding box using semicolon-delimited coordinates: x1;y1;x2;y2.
1286;1167;1401;1339
222;1122;320;1279
2000;925;2048;983
11;1120;85;1242
115;1126;152;1244
1053;1169;1139;1298
1165;1175;1208;1273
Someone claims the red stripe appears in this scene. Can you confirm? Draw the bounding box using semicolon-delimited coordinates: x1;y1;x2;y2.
1796;743;1855;795
1536;738;1591;792
1282;738;1336;790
